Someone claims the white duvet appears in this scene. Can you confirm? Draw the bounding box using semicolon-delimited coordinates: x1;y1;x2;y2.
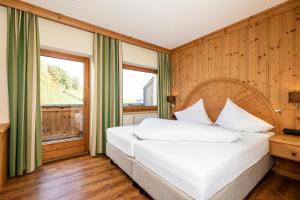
133;118;241;143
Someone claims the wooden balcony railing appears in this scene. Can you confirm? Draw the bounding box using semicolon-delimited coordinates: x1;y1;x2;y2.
42;105;83;142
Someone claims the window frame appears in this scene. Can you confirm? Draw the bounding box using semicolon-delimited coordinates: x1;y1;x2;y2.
122;64;158;113
40;49;90;162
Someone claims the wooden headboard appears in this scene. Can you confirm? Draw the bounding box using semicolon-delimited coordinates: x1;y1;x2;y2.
182;78;279;133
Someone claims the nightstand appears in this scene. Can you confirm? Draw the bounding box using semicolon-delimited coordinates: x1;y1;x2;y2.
269;134;300;180
269;134;300;162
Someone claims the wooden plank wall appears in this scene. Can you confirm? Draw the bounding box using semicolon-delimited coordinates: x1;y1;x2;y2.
171;0;300;179
171;1;300;132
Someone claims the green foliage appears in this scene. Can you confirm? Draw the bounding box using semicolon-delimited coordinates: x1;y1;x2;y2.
47;65;79;90
40;61;83;105
72;78;80;90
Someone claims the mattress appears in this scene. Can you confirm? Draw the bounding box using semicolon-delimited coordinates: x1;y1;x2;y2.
106;125;137;157
134;131;274;200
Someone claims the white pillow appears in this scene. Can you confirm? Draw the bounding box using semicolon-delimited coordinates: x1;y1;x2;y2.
175;99;213;125
215;99;273;132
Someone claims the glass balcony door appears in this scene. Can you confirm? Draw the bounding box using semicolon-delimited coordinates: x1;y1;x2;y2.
40;50;89;162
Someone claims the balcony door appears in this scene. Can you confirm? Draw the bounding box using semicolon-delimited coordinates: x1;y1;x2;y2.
40;50;89;162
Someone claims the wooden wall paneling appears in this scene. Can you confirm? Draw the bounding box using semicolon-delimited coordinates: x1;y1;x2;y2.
214;37;223;79
184;48;192;95
228;30;239;80
208;38;216;80
171;3;300;131
223;32;230;79
238;28;248;83
208;39;216;103
281;10;296;130
247;22;258;90
170;1;300;179
186;46;195;86
296;7;300;130
202;39;209;82
172;0;299;52
216;37;225;106
257;20;269;97
195;42;203;83
268;14;282;130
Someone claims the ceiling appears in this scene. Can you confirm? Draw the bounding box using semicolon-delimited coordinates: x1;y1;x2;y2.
24;0;287;49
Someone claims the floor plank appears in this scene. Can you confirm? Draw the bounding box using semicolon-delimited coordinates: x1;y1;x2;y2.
246;171;300;200
0;155;299;200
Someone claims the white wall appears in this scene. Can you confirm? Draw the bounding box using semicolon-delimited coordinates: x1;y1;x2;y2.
122;42;158;69
0;6;9;123
39;18;93;56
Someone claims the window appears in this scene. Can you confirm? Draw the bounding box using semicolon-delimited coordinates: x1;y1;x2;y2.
123;64;158;112
40;49;89;162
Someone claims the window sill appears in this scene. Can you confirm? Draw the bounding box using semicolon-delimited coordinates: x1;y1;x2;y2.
123;106;157;113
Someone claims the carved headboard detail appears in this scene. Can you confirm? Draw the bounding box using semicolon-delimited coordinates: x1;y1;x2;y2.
182;78;279;133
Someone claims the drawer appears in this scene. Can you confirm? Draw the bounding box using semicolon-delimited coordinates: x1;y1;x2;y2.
270;142;300;162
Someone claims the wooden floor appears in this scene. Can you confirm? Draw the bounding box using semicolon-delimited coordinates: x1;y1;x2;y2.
0;155;299;200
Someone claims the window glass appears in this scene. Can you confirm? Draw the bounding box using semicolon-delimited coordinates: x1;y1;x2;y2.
40;55;85;142
40;56;84;105
123;69;157;107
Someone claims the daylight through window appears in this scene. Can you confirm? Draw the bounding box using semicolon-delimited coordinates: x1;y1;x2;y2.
123;66;158;111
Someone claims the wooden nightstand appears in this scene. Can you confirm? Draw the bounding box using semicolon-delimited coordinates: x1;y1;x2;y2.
270;134;300;162
269;134;300;181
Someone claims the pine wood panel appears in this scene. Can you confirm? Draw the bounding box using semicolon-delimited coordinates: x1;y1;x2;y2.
171;1;300;180
171;2;300;133
0;155;299;200
296;7;300;130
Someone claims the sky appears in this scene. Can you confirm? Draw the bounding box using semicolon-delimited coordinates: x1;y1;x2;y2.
123;69;155;103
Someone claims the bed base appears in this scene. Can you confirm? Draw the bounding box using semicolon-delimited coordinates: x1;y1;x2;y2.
106;142;273;200
106;141;134;178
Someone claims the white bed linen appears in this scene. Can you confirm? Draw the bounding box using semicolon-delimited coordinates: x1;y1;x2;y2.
134;131;274;200
106;125;137;157
134;118;241;143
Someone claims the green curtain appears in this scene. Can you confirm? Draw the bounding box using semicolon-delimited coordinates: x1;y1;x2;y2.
90;34;122;155
158;52;171;119
7;8;42;177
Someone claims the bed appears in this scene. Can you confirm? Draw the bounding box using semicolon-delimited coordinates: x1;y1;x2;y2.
106;125;137;178
106;78;279;200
